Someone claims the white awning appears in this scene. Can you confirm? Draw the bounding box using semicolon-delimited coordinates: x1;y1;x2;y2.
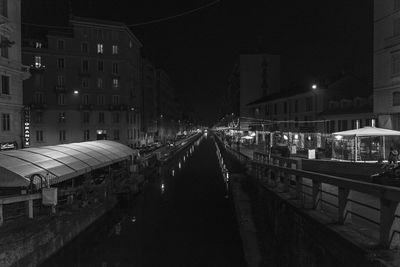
0;140;136;187
332;126;400;137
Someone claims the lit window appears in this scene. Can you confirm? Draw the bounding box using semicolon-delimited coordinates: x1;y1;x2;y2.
58;94;65;105
112;63;118;74
57;58;65;69
35;42;42;48
57;39;65;50
34;56;42;68
97;43;104;54
97;78;103;88
112;95;120;105
112;78;119;88
112;45;118;54
1;75;9;95
2;113;10;131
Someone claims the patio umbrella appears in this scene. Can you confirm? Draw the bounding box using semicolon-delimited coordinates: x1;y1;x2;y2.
332;127;400;161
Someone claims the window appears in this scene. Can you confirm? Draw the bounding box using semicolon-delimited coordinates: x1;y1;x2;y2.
1;75;9;94
36;130;43;142
58;112;66;123
83;130;90;141
129;41;133;48
35;92;44;104
393;92;400;106
1;0;8;17
294;100;298;112
34;56;42;68
81;42;88;53
82;60;89;72
2;113;10;131
57;39;65;50
82;94;89;105
274;103;277;115
113;129;120;140
97;78;103;88
57;75;65;86
82;78;89;88
83;112;90;123
392;54;400;76
112;95;120;105
59;130;66;142
98;61;104;72
99;112;105;123
306;97;313;111
1;36;8;58
97;95;105;105
112;78;119;88
58;94;65;105
35;42;42;48
57;58;65;69
112;45;118;54
35;112;43;123
112;63;119;74
284;102;287;114
97;43;104;54
113;112;120;123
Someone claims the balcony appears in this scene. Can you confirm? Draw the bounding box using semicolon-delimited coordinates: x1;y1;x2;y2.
54;85;67;93
30;65;46;73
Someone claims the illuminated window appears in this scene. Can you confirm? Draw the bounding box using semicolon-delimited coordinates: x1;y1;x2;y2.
35;42;42;48
34;56;42;68
97;43;103;54
112;78;119;88
112;45;118;54
2;113;10;131
1;75;9;94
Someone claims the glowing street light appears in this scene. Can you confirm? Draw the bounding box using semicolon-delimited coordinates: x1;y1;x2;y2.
311;84;317;90
73;90;79;95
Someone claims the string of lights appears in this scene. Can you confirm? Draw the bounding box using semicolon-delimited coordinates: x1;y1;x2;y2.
21;0;221;29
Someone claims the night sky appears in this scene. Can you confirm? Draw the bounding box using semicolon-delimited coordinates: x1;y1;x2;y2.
23;0;373;126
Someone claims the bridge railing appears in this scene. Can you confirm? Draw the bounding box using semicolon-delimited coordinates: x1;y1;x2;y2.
250;156;400;249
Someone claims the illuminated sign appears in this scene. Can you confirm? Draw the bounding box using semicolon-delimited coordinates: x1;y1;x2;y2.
0;142;16;150
24;107;30;147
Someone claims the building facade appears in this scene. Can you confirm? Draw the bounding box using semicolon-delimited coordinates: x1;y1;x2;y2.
0;0;30;150
141;58;157;144
22;16;143;147
374;0;400;129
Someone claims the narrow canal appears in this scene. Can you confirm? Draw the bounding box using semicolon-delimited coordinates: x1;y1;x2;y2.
41;133;246;267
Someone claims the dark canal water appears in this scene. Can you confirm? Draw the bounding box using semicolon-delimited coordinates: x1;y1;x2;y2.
41;133;245;267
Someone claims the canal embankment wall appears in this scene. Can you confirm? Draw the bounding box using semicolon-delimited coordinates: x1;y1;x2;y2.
214;136;392;267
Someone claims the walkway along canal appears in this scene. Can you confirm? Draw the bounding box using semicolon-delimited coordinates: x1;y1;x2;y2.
41;133;246;266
